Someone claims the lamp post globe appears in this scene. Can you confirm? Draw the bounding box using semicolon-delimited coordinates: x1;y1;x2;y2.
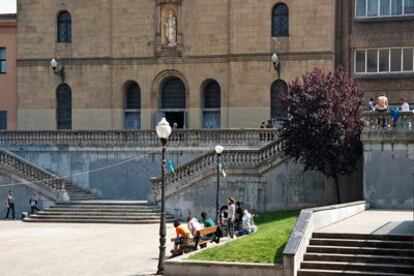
215;145;224;154
272;53;279;67
156;117;171;275
156;117;172;141
50;58;58;70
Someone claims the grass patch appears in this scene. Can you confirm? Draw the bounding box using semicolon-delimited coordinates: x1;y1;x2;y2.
188;210;299;264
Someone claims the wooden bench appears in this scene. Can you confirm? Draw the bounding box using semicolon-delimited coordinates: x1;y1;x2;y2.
197;226;218;248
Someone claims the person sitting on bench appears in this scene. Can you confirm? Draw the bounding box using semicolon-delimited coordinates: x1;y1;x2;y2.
171;220;193;256
201;211;221;244
187;215;202;247
201;211;215;228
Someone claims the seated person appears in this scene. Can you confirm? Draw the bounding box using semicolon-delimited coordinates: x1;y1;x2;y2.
187;215;203;247
171;220;193;256
201;211;215;228
237;210;257;237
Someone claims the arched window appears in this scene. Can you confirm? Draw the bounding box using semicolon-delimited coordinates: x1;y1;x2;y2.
57;11;72;43
202;80;221;128
56;83;72;129
123;81;141;129
160;77;186;128
272;3;289;37
271;80;288;126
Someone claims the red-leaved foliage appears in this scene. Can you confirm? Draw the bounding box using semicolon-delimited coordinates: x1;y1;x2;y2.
279;68;364;202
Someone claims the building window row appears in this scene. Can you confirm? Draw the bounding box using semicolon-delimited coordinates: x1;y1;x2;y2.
57;4;290;44
355;47;414;74
355;0;414;18
0;47;6;73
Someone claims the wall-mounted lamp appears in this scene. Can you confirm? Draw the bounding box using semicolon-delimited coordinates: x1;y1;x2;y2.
272;53;281;77
50;58;65;83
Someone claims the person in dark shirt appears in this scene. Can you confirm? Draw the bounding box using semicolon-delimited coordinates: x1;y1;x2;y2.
235;201;244;231
29;193;40;214
5;190;15;220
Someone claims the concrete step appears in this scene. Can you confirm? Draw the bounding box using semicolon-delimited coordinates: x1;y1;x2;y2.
44;208;161;213
28;214;170;220
57;201;150;206
300;261;414;274
307;246;414;257
298;269;413;276
304;253;414;265
23;218;171;224
37;210;162;215
309;238;413;249
313;233;414;242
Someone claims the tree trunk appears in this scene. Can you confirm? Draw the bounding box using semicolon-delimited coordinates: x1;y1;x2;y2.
334;175;341;203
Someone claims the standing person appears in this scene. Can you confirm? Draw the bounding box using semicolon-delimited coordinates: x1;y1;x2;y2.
227;197;236;239
400;97;410;112
367;98;375;112
375;95;389;112
29;193;40;214
235;201;244;231
5;190;15;220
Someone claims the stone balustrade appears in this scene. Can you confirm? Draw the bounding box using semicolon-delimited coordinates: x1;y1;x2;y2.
363;111;414;130
150;139;284;202
0;129;279;147
0;149;66;191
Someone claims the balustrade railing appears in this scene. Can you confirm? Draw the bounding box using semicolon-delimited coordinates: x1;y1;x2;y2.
150;139;284;201
0;149;66;191
0;129;279;147
363;111;413;130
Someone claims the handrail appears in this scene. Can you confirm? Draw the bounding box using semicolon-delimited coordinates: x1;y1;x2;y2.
150;138;284;202
363;111;413;130
0;129;279;147
0;149;67;191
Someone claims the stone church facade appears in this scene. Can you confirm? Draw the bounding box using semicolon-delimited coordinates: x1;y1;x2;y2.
16;0;336;130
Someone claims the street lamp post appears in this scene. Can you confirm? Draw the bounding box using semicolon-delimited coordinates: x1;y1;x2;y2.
156;117;172;275
50;58;65;83
215;145;224;224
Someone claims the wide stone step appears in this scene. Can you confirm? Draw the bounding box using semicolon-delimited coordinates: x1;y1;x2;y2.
307;246;414;257
313;233;414;242
309;238;413;249
45;208;161;214
35;211;171;217
298;269;413;276
300;261;414;274
57;201;150;206
38;210;162;215
52;204;155;209
23;218;170;224
29;214;170;220
304;253;414;265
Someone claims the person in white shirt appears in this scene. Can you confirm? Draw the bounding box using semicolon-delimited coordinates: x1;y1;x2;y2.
237;210;257;236
400;97;410;112
187;215;203;246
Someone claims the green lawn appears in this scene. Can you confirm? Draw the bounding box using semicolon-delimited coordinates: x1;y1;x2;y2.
188;211;299;264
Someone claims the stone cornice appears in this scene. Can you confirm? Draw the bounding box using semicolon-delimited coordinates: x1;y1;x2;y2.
361;130;414;144
17;51;335;66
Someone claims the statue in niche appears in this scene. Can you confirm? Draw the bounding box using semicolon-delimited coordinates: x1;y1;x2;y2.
164;11;177;46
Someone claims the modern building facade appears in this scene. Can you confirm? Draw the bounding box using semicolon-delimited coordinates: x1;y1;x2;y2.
337;0;414;105
16;0;336;130
0;13;17;130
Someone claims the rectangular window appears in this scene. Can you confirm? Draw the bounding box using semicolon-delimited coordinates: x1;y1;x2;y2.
391;48;402;71
403;48;414;71
0;111;7;130
379;49;390;71
380;0;391;15
404;0;414;13
0;48;6;73
391;0;403;14
367;50;378;72
355;50;366;72
356;0;367;16
368;0;379;15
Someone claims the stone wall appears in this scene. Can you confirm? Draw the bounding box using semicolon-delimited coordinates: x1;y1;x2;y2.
362;131;414;209
10;147;203;200
165;160;362;219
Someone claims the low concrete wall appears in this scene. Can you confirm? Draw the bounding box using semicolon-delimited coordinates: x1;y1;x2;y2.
282;201;369;276
165;259;284;276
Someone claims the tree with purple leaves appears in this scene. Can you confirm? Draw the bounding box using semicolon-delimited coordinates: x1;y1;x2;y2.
280;68;364;203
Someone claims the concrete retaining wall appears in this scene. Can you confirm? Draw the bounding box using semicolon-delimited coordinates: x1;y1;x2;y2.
362;131;414;209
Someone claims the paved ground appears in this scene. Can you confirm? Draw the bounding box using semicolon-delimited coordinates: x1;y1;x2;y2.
0;221;174;276
316;210;414;236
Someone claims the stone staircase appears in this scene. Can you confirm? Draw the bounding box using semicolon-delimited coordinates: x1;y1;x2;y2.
24;201;174;224
298;232;414;276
